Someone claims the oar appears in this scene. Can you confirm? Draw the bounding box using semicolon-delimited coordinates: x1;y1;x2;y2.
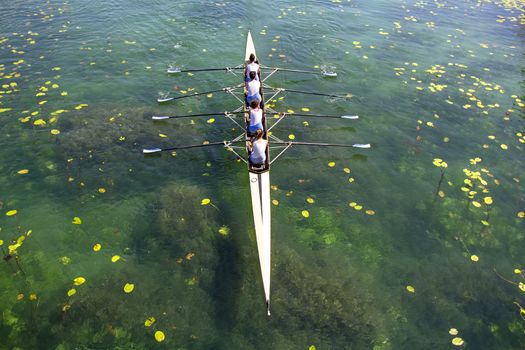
167;66;244;74
279;88;351;99
272;141;371;148
152;112;358;120
157;85;241;103
142;140;244;154
275;113;359;119
151;111;244;120
261;66;337;77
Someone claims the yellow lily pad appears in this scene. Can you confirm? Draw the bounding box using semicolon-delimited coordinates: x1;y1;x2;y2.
6;210;17;216
406;285;415;293
72;217;82;224
123;283;135;293
451;337;464;346
144;317;156;327
111;255;121;262
93;243;101;251
67;288;76;297
201;198;211;205
301;210;310;218
73;277;86;285
154;330;165;342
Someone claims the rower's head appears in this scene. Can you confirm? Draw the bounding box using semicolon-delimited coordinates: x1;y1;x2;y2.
255;129;263;139
249;71;256;80
249;53;256;63
250;100;259;109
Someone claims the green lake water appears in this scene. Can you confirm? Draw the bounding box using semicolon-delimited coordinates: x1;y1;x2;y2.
1;0;524;349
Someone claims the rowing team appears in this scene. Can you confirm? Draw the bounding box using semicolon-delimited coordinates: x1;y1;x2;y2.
245;53;267;166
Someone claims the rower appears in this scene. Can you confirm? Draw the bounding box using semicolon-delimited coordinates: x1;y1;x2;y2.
245;53;260;81
248;129;267;165
246;71;262;105
247;100;263;135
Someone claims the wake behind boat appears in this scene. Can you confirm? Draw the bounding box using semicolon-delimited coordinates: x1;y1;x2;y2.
143;31;371;316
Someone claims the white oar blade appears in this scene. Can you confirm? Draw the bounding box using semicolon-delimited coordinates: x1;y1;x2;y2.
151;116;170;120
167;67;181;73
142;148;162;154
341;115;359;119
352;143;371;149
322;71;337;77
157;97;173;103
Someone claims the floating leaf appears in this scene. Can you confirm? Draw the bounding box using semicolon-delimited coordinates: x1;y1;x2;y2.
500;144;508;150
518;211;525;218
98;188;106;193
288;134;295;140
50;129;60;135
29;294;37;301
201;198;211;205
343;167;351;173
472;201;481;208
72;217;82;224
483;197;493;205
519;282;525;292
451;337;464;346
366;210;376;215
123;283;134;293
207;118;215;123
218;226;230;236
328;161;335;167
306;197;315;204
301;107;310;112
406;285;415;293
6;210;17;216
470;255;479;262
154;330;165;342
514;268;521;274
207;93;213;98
271;199;279;206
73;277;86;286
144;317;156;327
33;119;46;126
93;243;101;252
0;108;12;113
301;210;310;218
159;133;168;138
449;328;459;336
309;346;316;350
67;288;76;297
111;255;121;262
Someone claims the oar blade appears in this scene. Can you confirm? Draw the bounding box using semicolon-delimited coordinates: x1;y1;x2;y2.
322;71;337;77
151;116;170;120
157;97;174;103
142;148;163;154
341;115;359;119
167;66;181;74
352;143;371;149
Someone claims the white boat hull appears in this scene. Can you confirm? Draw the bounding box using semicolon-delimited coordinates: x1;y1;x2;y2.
249;171;271;315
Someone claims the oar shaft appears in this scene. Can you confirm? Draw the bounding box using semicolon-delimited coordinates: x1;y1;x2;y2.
262;67;319;74
152;111;244;120
280;113;358;119
175;67;244;73
283;88;346;98
273;141;371;148
143;140;245;153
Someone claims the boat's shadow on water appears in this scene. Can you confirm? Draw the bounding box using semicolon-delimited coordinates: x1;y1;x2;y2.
209;235;242;331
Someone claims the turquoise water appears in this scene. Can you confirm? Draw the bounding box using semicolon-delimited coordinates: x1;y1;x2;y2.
1;0;524;348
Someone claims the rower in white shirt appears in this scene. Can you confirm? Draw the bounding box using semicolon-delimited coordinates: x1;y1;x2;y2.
246;71;261;104
248;129;267;165
245;53;260;81
247;100;263;135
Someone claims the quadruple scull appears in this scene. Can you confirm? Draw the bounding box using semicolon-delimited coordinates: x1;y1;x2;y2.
143;31;371;316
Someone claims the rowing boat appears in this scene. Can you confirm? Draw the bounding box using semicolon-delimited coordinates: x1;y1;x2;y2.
244;31;272;315
144;31;371;316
